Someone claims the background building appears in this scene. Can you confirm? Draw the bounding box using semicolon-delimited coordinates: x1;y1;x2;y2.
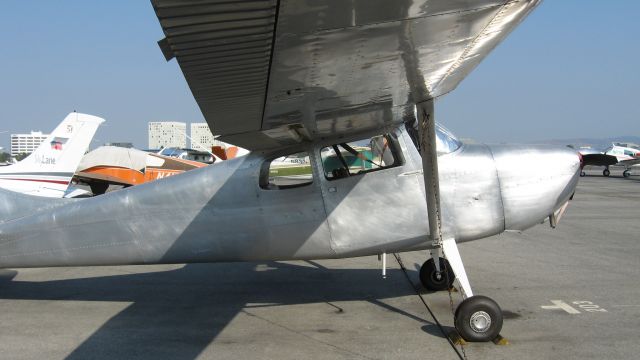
190;123;222;151
10;131;49;156
148;122;186;149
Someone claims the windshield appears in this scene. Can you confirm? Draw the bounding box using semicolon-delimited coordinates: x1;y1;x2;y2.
435;123;461;155
160;148;180;157
614;142;640;150
405;120;462;155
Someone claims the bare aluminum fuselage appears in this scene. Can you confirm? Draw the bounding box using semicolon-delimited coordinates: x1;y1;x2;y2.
0;126;580;268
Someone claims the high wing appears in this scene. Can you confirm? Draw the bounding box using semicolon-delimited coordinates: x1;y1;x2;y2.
152;0;540;150
581;153;619;168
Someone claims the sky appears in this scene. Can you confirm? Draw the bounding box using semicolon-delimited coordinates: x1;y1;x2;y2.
0;1;638;151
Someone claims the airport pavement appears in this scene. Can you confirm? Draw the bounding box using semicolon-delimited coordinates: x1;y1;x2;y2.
0;172;639;360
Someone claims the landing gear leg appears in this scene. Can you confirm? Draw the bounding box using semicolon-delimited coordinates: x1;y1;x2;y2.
442;237;503;341
416;100;503;342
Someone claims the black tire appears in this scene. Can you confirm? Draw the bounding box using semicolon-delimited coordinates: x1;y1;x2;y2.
603;169;610;177
580;171;586;177
623;170;631;178
454;295;503;342
419;258;455;291
89;181;109;195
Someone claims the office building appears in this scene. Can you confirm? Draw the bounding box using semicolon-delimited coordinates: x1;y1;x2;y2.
10;131;49;156
190;123;222;151
148;122;186;149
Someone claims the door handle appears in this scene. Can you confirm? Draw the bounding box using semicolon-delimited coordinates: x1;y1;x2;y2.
399;170;423;177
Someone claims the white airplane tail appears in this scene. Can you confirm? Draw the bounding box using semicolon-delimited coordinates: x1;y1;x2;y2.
0;112;104;197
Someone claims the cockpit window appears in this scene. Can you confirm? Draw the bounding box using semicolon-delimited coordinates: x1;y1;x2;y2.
320;134;401;180
435;123;461;155
405;121;461;155
614;142;640;150
260;151;313;190
160;147;179;156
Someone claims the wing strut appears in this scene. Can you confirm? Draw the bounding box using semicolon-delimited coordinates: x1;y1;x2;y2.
415;100;446;270
416;99;473;295
415;100;504;342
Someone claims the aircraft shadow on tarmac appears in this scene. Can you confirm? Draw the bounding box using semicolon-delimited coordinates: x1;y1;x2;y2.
0;261;441;360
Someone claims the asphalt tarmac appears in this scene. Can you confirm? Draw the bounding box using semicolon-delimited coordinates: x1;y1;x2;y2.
0;172;638;359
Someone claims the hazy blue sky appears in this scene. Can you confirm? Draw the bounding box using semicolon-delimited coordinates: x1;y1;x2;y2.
0;1;638;150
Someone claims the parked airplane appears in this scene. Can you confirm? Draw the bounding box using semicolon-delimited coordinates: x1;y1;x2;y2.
0;0;580;342
579;143;640;177
0;112;104;197
73;146;208;195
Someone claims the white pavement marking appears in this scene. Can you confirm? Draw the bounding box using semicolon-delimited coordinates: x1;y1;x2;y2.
541;300;581;314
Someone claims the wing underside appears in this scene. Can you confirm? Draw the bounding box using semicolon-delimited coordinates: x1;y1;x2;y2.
153;0;541;150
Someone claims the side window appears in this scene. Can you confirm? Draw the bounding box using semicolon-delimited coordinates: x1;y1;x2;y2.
320;134;400;180
260;151;313;190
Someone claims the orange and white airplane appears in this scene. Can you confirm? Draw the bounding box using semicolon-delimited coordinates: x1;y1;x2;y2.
73;145;246;195
73;146;207;195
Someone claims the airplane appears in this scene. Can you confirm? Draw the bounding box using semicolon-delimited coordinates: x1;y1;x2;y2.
579;142;640;177
0;112;104;197
73;144;250;195
0;0;581;342
73;146;208;195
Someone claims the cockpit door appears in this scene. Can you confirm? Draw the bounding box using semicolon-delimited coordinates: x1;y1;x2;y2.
318;129;428;256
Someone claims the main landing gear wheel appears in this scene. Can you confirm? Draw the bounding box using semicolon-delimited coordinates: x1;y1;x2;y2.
623;170;631;178
603;169;610;177
454;295;503;342
419;257;455;291
580;170;586;177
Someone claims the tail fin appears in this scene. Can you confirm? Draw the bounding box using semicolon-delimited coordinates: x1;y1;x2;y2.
0;112;104;197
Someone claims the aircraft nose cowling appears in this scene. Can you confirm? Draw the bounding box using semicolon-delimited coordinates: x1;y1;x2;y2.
489;145;580;231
